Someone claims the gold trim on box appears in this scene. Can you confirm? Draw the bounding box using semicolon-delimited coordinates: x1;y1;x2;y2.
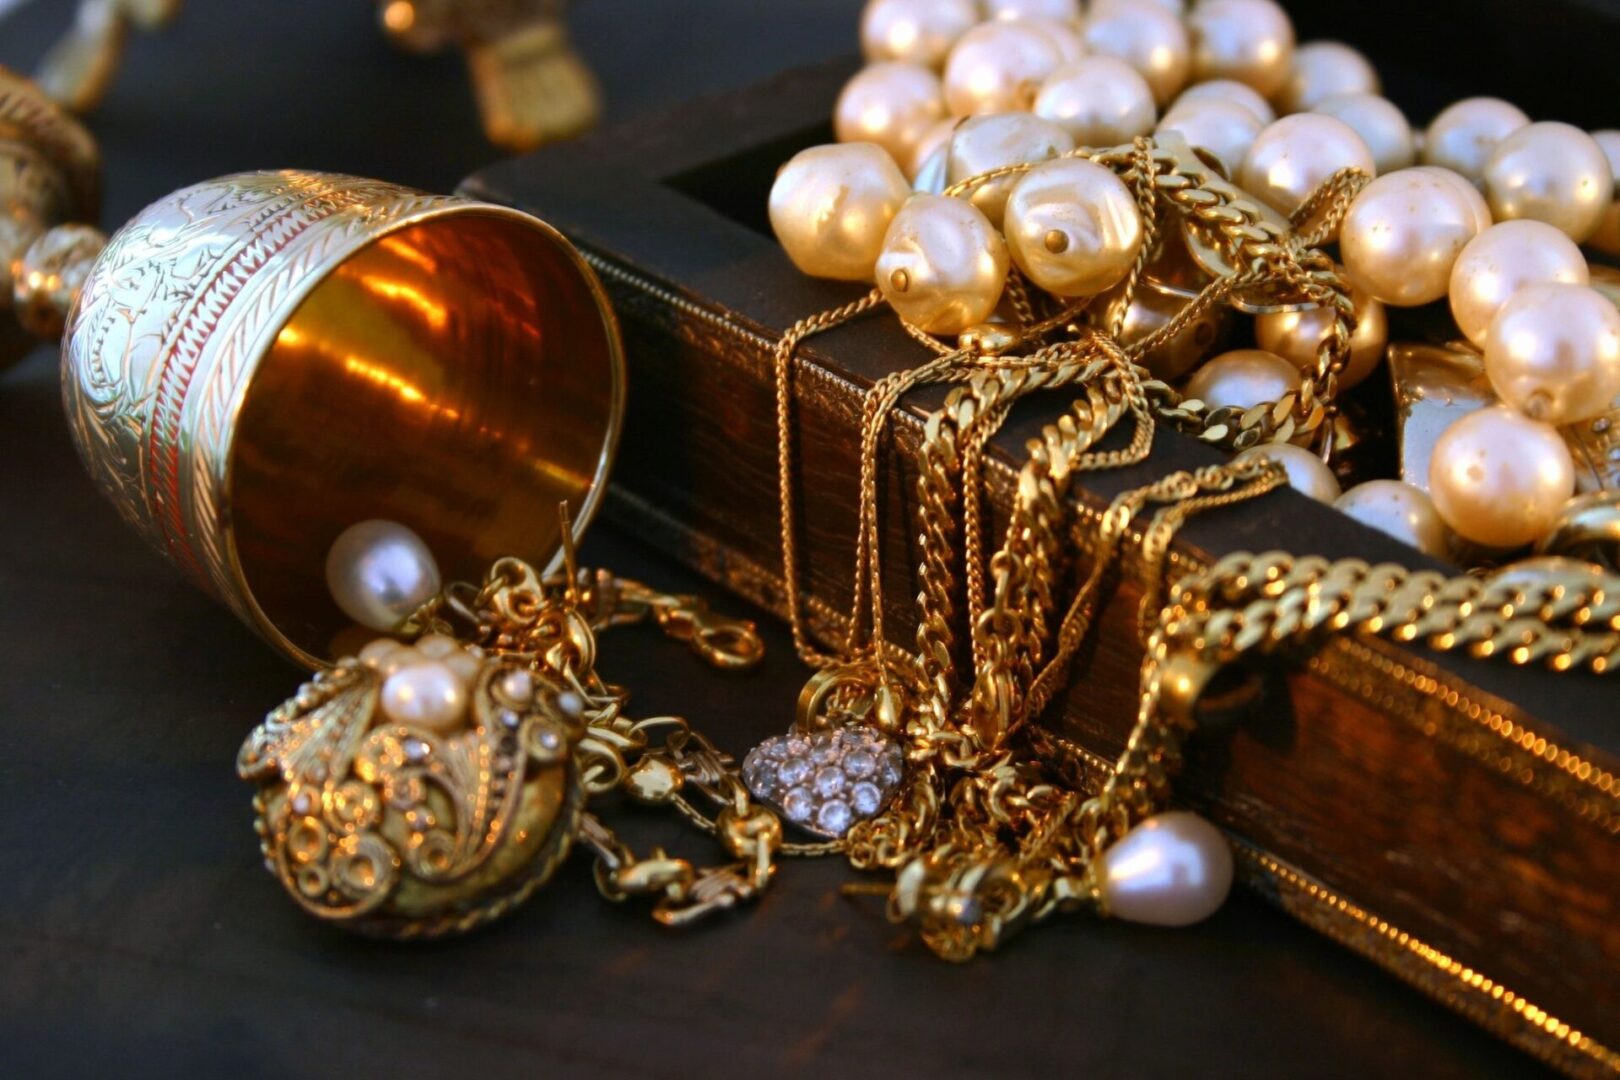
581;249;1620;1077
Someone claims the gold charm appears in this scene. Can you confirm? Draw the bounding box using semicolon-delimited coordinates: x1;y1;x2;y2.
240;530;797;937
239;640;585;938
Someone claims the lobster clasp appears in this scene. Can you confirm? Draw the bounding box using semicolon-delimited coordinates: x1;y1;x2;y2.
658;597;766;671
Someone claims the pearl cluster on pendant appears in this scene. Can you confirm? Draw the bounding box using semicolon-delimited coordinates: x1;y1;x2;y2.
776;0;1620;563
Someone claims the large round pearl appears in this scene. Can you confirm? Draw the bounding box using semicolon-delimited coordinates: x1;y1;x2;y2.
860;0;979;69
1254;279;1387;389
876;194;1009;334
1239;113;1375;216
1033;57;1157;146
1483;282;1620;425
1004;157;1144;298
1276;40;1378;114
1173;78;1275;124
1428;406;1575;550
1156;98;1264;175
984;0;1082;19
1340;168;1486;306
1021;17;1088;65
1184;348;1301;410
326;520;442;633
942;19;1065;116
1413;166;1493;233
1421;97;1529;185
1185;0;1295;98
1482;121;1615;243
834;62;947;170
1333;480;1449;557
1312;93;1414;175
1081;0;1191;106
1098;812;1233;927
1585;130;1620;256
380;659;468;732
945;113;1075;227
769;143;911;282
1448;220;1588;349
1233;442;1341;503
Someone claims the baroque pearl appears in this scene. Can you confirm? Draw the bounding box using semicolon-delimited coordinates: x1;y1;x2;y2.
908;117;959;180
1421;97;1529;185
769;143;911;282
1585;130;1620;256
1483;282;1620;425
943;19;1065;116
1448;220;1588;349
1184;348;1301;410
834;62;947;170
380;659;468;732
326;520;442;633
1098;812;1233;927
860;0;979;69
1482;121;1614;243
1081;0;1191;106
876;194;1010;334
1428;406;1575;549
1312;93;1414;175
1004;157;1145;297
1254;279;1387;389
1033;56;1157;146
1334;480;1449;557
1156;98;1264;175
1185;0;1295;98
1340;168;1486;306
1173;78;1274;124
946;113;1075;227
1233;442;1341;503
1239;113;1375;216
1277;40;1378;114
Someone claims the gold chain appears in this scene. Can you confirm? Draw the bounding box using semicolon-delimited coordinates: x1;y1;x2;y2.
766;135;1616;960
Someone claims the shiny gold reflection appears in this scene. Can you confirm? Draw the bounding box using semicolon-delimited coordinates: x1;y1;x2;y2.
230;212;621;660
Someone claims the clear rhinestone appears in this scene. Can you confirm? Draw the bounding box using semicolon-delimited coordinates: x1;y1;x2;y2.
782;786;814;822
851;781;882;815
844;749;876;779
784;736;811;757
778;756;810;786
403;738;429;762
816;800;852;835
742;754;774;794
810;741;840;765
813;766;846;798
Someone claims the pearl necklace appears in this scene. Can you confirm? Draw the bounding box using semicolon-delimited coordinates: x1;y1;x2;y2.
775;0;1620;564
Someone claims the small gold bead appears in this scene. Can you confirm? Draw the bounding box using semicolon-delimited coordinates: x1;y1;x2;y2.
623;754;683;805
889;267;911;292
1044;229;1069;254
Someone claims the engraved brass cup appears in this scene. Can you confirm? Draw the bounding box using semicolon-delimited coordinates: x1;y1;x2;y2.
60;170;624;667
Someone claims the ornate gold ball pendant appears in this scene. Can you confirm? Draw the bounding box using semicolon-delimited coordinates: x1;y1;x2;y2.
239;639;586;938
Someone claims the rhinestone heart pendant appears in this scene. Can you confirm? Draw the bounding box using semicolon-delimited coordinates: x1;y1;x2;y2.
741;726;904;839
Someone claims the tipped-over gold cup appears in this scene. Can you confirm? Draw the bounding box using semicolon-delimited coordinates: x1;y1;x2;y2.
59;170;624;666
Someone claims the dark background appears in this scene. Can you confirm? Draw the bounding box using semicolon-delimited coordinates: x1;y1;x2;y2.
0;2;1580;1077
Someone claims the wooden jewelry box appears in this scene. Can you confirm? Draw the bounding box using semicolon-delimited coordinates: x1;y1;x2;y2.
462;24;1620;1077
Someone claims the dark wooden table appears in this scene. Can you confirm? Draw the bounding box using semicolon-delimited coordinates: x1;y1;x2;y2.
0;2;1552;1076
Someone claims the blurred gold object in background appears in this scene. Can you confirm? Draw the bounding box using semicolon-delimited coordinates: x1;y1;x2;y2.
12;0;599;151
378;0;601;151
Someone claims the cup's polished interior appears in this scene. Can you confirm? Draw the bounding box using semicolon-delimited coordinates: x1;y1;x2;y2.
230;211;621;662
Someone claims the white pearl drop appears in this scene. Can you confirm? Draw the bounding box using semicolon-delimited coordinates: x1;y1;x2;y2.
326;520;443;633
1099;812;1234;927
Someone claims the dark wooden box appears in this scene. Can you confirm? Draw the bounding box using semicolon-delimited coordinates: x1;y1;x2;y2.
464;12;1620;1074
